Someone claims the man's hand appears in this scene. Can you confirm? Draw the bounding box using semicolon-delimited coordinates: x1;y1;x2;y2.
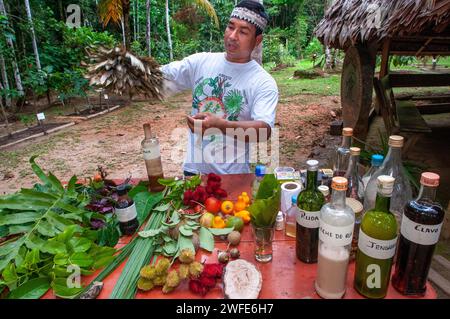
186;112;226;135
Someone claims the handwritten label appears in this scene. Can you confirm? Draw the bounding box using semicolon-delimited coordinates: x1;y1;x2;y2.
401;214;442;246
297;210;320;229
319;220;354;247
358;229;397;259
114;203;137;222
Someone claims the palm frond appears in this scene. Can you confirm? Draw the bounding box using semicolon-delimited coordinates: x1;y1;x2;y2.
98;0;123;27
191;0;219;28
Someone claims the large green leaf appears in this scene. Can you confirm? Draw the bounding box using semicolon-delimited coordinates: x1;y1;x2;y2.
8;277;50;299
0;197;52;211
69;238;92;253
206;227;234;236
199;227;214;252
51;278;83;299
70;252;94;268
0;212;42;226
133;191;164;224
2;263;18;289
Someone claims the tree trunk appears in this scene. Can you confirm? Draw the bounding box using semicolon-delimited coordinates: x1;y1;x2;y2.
0;54;12;108
146;0;151;56
323;0;332;71
165;0;173;61
58;0;64;21
122;0;131;49
0;83;11;136
250;0;263;65
24;0;42;71
136;0;140;41
0;0;24;98
133;0;137;42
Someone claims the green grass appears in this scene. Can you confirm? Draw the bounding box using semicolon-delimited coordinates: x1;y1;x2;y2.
268;60;341;97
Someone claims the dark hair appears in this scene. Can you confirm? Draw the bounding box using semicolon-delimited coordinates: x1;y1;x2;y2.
235;0;269;36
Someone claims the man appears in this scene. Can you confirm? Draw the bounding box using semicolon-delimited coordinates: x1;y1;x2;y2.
162;0;278;176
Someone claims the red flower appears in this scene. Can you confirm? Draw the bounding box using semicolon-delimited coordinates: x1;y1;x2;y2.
202;263;224;279
198;274;216;288
207;173;221;182
189;279;209;296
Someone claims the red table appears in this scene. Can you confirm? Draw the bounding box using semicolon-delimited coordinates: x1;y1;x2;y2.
42;174;437;299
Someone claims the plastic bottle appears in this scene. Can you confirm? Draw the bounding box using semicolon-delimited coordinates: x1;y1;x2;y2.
285;196;299;238
252;164;266;200
362;154;384;190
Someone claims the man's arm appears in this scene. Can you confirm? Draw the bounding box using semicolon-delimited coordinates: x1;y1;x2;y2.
186;113;271;143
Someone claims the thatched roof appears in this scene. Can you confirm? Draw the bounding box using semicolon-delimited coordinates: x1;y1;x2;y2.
315;0;450;55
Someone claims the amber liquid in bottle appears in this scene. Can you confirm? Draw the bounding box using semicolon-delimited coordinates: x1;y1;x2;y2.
142;123;165;192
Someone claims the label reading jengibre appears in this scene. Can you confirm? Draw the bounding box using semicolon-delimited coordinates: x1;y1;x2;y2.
358;229;397;259
401;214;442;246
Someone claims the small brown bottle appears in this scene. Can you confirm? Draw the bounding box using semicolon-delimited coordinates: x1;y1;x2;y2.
115;184;139;235
142;123;165;192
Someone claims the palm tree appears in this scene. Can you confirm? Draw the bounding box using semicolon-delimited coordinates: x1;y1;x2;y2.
145;0;151;56
98;0;132;49
0;0;24;98
24;0;42;71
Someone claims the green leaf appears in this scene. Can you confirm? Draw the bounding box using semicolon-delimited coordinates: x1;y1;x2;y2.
69;238;92;253
156;178;176;186
29;156;53;190
153;203;171;212
162;241;177;256
255;174;279;200
2;263;18;289
19;189;59;201
25;233;47;251
46;211;73;232
70;252;94;267
67;176;78;193
24;249;40;267
36;221;57;237
183;213;202;220
133;191;164;224
8;277;50;299
8;224;33;235
97;222;120;247
0;212;42;226
42;240;67;255
179;225;193;237
0;225;8;237
170;210;180;224
206;227;234;236
54;254;69;266
0;237;25;257
54;201;86;216
128;185;147;199
138;228;163;238
51;278;83;299
178;235;195;254
199;227;214;252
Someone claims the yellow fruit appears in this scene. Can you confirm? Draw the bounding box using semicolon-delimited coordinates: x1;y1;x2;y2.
234;196;247;212
221;201;234;215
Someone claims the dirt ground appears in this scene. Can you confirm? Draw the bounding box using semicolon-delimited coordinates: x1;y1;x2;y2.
0;92;339;194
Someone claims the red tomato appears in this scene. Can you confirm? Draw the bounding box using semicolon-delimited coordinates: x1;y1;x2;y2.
205;197;221;214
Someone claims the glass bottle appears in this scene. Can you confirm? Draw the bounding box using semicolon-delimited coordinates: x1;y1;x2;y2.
344;147;365;259
354;175;398;298
392;172;445;296
285;195;298;238
315;177;354;299
332;127;353;177
318;185;330;203
363;135;413;229
142;123;165;192
296;160;325;263
252;164;266;200
362;154;384;190
114;184;139;235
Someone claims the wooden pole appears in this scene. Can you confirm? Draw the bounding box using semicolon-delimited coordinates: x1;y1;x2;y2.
379;39;391;78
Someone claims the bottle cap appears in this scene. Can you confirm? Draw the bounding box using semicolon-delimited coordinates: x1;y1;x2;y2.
306;159;319;171
377;175;395;196
371;154;384;166
255;165;266;177
420;172;440;187
388;135;404;148
116;184;129;196
342;127;353;137
276;211;283;220
318;185;330;197
291;195;297;204
345;197;363;214
350;147;360;156
331;177;348;191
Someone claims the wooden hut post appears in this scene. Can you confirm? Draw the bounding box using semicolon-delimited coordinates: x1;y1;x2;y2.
340;44;377;141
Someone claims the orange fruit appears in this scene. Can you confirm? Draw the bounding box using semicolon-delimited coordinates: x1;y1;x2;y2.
221;201;234;215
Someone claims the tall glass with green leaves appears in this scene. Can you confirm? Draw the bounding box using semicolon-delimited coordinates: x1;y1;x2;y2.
354;175;398;298
296;160;325;263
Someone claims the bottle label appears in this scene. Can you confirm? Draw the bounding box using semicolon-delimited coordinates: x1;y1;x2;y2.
400;214;442;246
297;209;320;229
319;220;354;247
143;147;161;160
115;203;138;223
358;229;397;260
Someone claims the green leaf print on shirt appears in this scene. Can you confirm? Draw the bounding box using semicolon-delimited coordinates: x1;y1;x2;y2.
192;76;243;121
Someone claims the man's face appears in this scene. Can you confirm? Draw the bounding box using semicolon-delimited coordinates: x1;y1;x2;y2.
224;18;263;63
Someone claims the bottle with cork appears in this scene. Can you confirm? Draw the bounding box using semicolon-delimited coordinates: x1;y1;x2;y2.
332;127;353;177
142;123;165;192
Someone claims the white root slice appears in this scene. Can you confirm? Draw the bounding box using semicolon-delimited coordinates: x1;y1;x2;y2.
223;259;262;299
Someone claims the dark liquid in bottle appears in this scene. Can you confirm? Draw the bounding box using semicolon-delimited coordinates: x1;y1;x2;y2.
116;199;139;236
392;200;444;296
148;174;165;192
296;223;318;263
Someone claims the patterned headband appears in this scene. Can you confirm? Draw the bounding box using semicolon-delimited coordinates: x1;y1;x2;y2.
230;7;268;32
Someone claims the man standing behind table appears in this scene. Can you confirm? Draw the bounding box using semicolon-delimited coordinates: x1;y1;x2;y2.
161;0;279;177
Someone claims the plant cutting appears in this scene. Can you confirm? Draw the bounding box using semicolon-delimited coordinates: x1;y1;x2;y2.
247;174;281;227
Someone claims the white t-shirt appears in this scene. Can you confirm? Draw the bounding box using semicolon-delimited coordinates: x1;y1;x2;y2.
161;52;278;175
